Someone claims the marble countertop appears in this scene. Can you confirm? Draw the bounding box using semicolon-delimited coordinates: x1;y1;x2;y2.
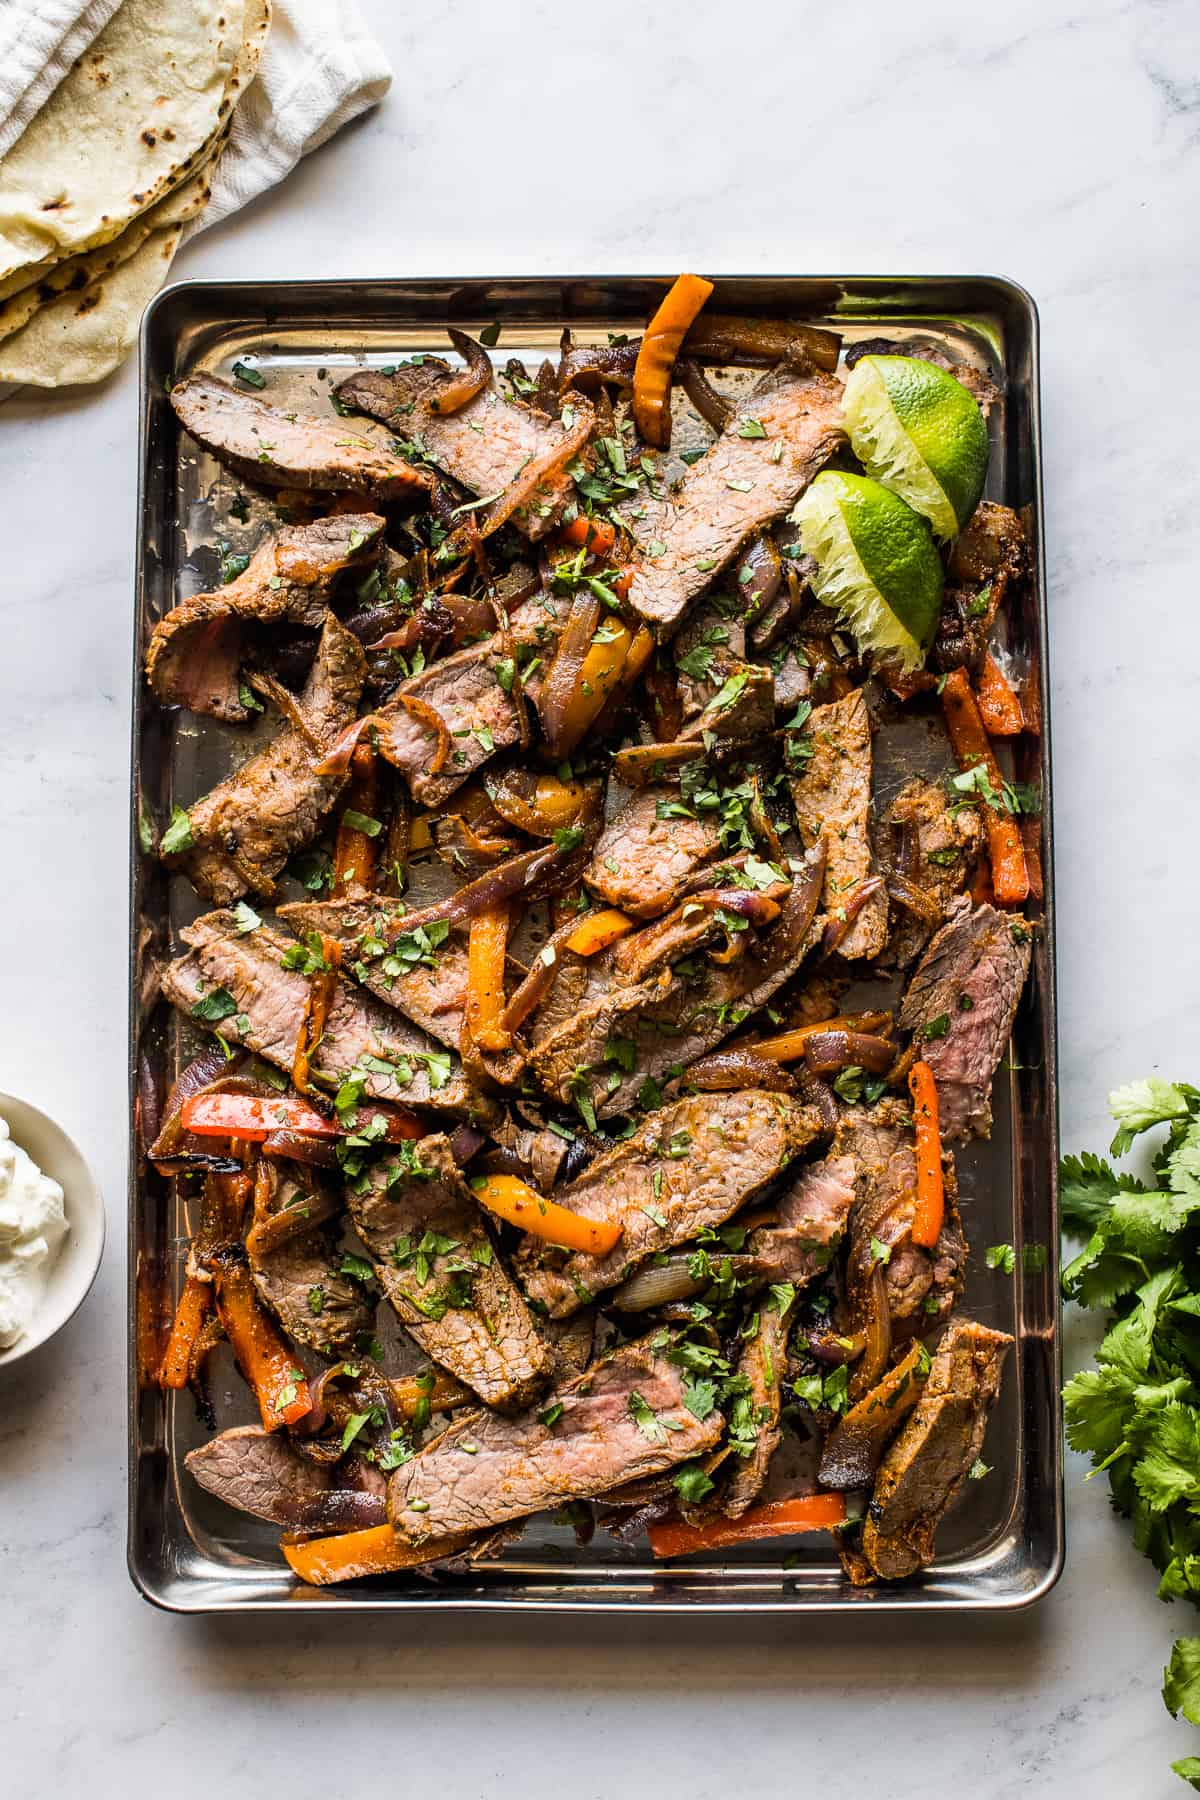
3;0;1199;1792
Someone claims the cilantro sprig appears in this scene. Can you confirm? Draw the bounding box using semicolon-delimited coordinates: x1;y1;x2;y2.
1062;1076;1200;1787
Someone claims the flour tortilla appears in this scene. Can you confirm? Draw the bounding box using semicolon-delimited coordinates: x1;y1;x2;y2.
0;224;185;387
0;0;244;285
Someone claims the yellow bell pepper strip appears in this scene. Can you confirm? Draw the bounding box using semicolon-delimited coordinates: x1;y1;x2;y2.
908;1059;945;1249
466;904;512;1053
564;908;634;957
647;1492;847;1558
283;1523;478;1586
470;1172;622;1257
740;1011;894;1063
632;273;715;448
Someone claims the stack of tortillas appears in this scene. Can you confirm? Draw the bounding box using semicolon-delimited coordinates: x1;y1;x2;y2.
0;0;391;387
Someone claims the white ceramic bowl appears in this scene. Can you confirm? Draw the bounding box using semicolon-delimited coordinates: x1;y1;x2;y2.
0;1093;104;1368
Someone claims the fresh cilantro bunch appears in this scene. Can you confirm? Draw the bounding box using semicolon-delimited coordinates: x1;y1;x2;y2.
1062;1078;1200;1790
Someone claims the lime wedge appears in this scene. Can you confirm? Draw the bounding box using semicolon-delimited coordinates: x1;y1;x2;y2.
842;354;988;538
793;470;943;673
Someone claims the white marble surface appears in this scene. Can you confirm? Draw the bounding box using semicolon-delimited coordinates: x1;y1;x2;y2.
2;0;1199;1792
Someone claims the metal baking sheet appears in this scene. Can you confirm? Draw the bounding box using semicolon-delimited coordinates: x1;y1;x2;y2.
128;275;1062;1613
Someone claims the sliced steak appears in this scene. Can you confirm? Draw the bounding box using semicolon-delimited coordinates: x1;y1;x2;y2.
373;593;566;806
723;1299;791;1518
335;364;574;539
883;778;983;968
674;604;745;720
749;1152;856;1287
170;373;429;499
248;1164;372;1356
934;502;1028;673
583;784;722;918
626;363;845;630
789;688;887;960
278;898;468;1049
145;513;385;722
533;853;823;1118
387;1335;724;1542
172;613;366;905
898;896;1032;1140
861;1320;1012;1580
160;911;494;1121
841;1102;966;1336
517;1090;821;1318
186;1425;386;1530
346;1135;553;1410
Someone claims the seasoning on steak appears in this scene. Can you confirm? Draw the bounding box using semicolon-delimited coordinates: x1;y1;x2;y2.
170;613;366;905
533;852;823;1118
626;363;845;630
673;604;745;721
789;688;888;960
371;593;566;807
882;777;983;968
278;899;468;1049
841;1102;966;1336
748;1152;856;1287
861;1319;1012;1580
843;338;1000;418
933;502;1028;674
145;513;385;722
583;784;722;918
170;373;429;499
335;364;574;539
186;1425;387;1530
517;1090;821;1318
387;1335;725;1543
346;1134;553;1411
723;1298;792;1518
160;911;495;1121
898;896;1033;1140
247;1165;373;1356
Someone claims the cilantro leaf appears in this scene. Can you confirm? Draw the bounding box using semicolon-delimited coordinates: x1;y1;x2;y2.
1165;1639;1200;1726
1109;1078;1191;1157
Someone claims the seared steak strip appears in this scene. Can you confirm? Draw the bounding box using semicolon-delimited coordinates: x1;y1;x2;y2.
387;1335;725;1542
883;777;983;969
789;688;888;961
841;1102;966;1337
748;1152;856;1287
861;1319;1012;1580
247;1164;372;1356
171;613;366;906
583;783;722;919
279;899;469;1049
160;911;494;1120
335;363;575;539
186;1426;387;1530
346;1134;553;1410
723;1298;792;1518
517;1090;821;1318
626;363;845;630
170;373;429;498
898;897;1033;1140
145;513;385;723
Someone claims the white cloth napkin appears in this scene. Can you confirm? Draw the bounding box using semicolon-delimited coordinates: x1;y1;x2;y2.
0;0;122;155
0;0;391;224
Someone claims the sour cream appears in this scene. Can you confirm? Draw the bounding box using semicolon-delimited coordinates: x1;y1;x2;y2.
0;1116;69;1348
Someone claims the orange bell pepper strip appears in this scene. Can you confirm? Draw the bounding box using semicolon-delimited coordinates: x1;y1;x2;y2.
633;273;715;448
741;1012;893;1064
469;1172;622;1257
647;1492;847;1558
292;934;342;1096
466;904;512;1053
212;1251;312;1430
331;742;380;897
974;652;1024;737
283;1523;478;1586
940;668;1029;906
908;1059;944;1249
564;907;634;957
558;515;617;557
159;1275;212;1390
